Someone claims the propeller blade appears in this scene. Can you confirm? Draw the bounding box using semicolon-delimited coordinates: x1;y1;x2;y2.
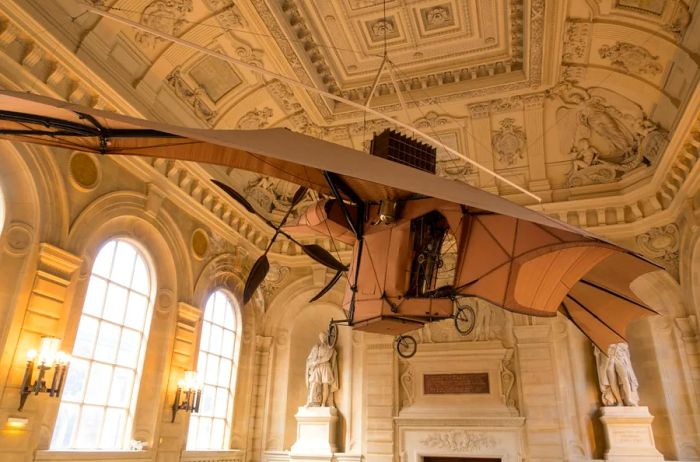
301;244;348;272
244;255;270;304
291;185;308;206
211;180;258;215
309;270;343;302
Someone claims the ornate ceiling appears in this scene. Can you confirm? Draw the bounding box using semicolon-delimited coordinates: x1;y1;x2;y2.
0;0;699;231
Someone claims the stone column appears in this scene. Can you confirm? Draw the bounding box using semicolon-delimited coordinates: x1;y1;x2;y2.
0;244;81;462
249;336;273;462
156;302;201;462
362;338;395;462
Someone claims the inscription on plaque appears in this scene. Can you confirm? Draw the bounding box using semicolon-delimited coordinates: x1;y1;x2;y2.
423;373;490;394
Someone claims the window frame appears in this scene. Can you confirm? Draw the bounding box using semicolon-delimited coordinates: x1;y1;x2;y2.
50;238;157;450
186;288;242;450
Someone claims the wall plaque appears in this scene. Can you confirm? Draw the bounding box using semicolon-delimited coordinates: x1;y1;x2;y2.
423;373;490;394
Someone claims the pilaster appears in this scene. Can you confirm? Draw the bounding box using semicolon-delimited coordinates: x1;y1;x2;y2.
513;324;566;461
0;243;81;462
467;103;498;193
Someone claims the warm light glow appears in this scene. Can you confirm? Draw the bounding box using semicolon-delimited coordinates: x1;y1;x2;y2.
54;351;70;366
26;349;37;362
180;370;201;391
38;337;61;367
6;417;28;429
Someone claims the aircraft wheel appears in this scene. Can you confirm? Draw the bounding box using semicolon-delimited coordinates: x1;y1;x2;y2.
327;322;338;347
454;305;476;335
396;335;417;358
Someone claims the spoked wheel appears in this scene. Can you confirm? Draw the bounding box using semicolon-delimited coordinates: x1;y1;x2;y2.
454;304;476;336
327;322;338;347
395;335;417;358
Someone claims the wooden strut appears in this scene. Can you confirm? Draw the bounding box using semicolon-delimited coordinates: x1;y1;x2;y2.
322;171;365;324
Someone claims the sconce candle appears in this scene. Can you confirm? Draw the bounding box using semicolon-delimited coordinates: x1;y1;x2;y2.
171;370;202;422
19;337;70;411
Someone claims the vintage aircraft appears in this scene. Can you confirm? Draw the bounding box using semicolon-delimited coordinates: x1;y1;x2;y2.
0;90;662;357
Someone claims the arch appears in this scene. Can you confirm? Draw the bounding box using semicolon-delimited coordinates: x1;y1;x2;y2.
51;239;156;449
187;289;242;449
191;253;264;449
58;191;188;447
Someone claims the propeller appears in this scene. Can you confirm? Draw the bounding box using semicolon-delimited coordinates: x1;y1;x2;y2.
212;180;348;303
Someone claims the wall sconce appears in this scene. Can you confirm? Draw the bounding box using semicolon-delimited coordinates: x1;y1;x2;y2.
19;336;70;411
171;371;202;422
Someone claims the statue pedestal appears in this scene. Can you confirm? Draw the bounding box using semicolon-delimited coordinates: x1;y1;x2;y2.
600;406;664;461
290;406;337;462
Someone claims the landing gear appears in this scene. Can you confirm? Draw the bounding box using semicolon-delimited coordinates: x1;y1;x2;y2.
454;301;476;336
395;334;417;358
327;322;338;347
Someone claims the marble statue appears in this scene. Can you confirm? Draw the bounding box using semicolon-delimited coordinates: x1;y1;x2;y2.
594;343;640;406
305;332;338;407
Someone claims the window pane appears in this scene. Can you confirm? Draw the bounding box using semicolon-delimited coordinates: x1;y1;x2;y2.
75;405;104;449
100;408;126;449
93;322;120;363
124;293;147;330
51;239;156;450
51;403;79;449
218;359;231;388
116;328;140;368
197;418;212;449
131;257;150;295
214;387;228;418
211;419;225;450
92;241;115;278
209;325;222;355
73;317;98;359
83;277;107;317
200;385;215;415
108;367;134;408
200;322;210;352
205;354;219;385
187;417;199;449
62;358;89;402
84;363;112;405
103;283;128;325
222;330;234;356
111;241;136;286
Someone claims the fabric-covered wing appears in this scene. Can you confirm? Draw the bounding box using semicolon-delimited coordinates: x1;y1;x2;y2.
453;214;660;351
0;90;601;235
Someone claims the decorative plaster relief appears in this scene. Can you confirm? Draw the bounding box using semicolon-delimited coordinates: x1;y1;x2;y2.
547;80;667;187
562;22;591;62
166;68;217;125
3;222;34;256
399;360;415;408
663;1;692;40
598;42;662;76
420;5;455;31
236;107;273;129
259;262;290;300
500;349;516;409
616;0;666;15
492;118;526;166
243;175;314;216
366;18;400;42
636;223;680;279
189;55;243;102
420;430;497;452
135;0;193;49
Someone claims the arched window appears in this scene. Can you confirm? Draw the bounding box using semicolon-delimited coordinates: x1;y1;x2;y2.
51;239;155;449
187;290;241;449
